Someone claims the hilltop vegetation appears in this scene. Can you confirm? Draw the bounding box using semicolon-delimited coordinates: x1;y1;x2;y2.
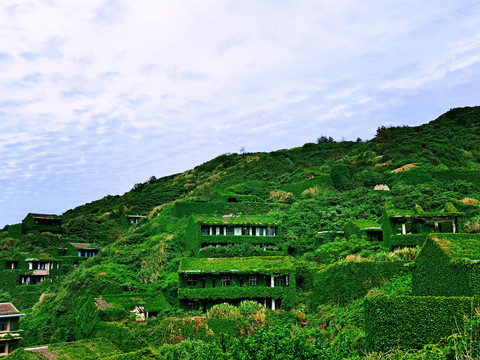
1;106;480;359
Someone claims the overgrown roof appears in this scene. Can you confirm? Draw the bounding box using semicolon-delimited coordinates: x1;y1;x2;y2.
194;214;279;226
430;233;480;261
385;202;462;219
179;256;293;274
27;213;61;220
100;292;171;312
348;219;381;230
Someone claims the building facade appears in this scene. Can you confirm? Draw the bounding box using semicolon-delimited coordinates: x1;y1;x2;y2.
0;303;24;356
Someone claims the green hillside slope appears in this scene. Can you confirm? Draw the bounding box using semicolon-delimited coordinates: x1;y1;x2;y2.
2;106;480;359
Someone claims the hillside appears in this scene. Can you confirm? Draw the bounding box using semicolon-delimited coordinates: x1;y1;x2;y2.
1;106;480;359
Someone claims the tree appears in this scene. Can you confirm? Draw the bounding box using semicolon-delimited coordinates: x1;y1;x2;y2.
330;164;352;191
317;136;334;143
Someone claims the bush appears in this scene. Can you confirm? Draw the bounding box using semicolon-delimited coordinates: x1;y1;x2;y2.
312;260;405;307
365;295;477;351
330;164;352;191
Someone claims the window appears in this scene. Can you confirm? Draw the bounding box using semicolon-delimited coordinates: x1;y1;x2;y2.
187;276;197;286
6;261;17;269
0;343;5;354
274;275;287;287
188;302;199;311
0;321;7;331
201;225;210;235
226;226;234;235
276;298;282;309
32;261;46;270
221;276;231;286
249;275;257;286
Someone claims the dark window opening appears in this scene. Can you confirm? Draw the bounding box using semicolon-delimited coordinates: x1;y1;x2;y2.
201;225;210;235
221;276;231;286
276;298;282;309
274;275;287;287
188;302;199;311
6;261;17;270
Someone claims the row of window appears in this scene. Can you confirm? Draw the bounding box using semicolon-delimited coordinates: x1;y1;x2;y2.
186;275;288;287
186;298;283;311
78;250;99;258
201;225;277;236
19;275;46;285
394;220;456;235
5;261;59;270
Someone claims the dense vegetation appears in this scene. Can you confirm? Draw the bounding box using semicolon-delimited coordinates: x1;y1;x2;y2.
2;106;480;359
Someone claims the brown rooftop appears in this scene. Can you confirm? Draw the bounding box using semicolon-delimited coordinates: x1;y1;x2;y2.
29;213;60;219
0;302;19;316
70;242;91;249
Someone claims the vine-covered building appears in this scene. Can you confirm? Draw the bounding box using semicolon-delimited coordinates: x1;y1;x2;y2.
178;256;295;311
344;219;383;242
1;242;102;288
185;214;282;256
7;213;63;238
0;303;24;356
412;233;480;296
381;202;461;249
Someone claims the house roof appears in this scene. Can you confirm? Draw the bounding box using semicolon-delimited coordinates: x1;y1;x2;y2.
386;202;461;219
70;242;91;249
194;214;279;226
430;234;480;261
348;219;381;230
179;256;294;274
28;213;60;220
0;303;19;316
99;292;171;312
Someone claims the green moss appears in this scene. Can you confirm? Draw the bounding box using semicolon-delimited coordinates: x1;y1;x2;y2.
312;260;406;307
179;256;294;274
413;233;480;296
193;214;279;226
365;295;478;351
101;292;171;312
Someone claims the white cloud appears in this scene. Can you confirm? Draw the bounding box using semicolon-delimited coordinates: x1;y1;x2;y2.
1;0;480;225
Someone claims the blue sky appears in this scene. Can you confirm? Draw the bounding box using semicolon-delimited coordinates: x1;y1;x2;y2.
1;0;480;227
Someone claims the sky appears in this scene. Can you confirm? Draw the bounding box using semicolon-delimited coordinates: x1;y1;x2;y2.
1;0;480;227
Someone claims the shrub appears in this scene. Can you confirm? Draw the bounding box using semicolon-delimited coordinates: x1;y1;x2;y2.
364;295;477;351
207;303;240;319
